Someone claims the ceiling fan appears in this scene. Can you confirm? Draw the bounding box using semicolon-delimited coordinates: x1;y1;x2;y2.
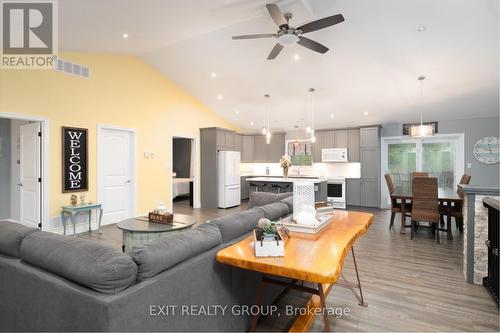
232;3;344;60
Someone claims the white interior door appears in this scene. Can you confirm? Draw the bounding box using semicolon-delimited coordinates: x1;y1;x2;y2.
99;128;134;225
20;122;41;228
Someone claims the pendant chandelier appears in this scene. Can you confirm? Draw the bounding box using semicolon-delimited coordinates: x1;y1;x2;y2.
410;75;434;137
261;94;271;144
306;88;316;142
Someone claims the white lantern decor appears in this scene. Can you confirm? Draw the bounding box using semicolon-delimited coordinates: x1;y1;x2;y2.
293;181;316;225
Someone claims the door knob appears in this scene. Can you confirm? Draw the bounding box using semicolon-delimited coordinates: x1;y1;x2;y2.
18;183;23;187
125;180;131;184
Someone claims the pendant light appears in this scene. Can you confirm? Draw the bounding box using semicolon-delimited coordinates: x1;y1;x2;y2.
263;94;271;144
410;75;433;137
308;88;316;142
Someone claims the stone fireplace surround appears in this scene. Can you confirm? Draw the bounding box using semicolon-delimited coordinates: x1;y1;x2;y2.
460;184;500;284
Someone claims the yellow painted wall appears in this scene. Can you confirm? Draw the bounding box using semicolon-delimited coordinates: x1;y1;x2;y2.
0;52;237;219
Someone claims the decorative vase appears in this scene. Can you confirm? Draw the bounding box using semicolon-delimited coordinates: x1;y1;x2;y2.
283;167;288;178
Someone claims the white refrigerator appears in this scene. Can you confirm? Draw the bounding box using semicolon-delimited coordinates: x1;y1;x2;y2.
218;151;241;208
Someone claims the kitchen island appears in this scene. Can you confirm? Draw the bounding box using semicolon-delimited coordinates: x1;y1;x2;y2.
246;177;328;202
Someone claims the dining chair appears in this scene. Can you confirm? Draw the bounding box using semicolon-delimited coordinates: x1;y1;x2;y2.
442;174;470;232
411;172;429;179
411;177;443;243
384;174;411;230
459;174;471;186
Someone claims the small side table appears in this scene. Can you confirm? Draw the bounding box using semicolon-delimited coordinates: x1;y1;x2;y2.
61;203;103;237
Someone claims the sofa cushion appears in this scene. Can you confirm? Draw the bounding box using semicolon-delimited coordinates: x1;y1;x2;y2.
129;223;222;282
248;192;293;208
280;196;294;211
20;231;137;294
0;221;38;257
257;202;290;221
211;208;265;242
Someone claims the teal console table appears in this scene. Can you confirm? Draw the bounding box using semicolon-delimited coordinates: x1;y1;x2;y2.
61;203;103;237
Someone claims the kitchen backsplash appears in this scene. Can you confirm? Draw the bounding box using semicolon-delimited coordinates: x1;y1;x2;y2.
240;162;361;178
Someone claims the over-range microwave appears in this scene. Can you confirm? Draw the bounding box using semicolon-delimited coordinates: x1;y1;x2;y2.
321;148;348;162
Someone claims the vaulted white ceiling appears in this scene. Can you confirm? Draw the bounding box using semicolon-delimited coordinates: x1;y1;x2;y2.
59;0;499;133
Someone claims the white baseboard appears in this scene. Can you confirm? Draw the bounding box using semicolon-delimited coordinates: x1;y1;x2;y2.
44;214;103;235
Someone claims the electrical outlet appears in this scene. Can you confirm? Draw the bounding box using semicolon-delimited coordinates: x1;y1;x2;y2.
144;152;150;158
467;163;472;169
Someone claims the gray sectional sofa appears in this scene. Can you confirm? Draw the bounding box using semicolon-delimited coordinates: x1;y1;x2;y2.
0;193;293;332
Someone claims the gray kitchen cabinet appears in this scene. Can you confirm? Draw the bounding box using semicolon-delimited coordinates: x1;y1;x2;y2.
346;178;361;206
334;130;349;148
361;148;379;178
312;133;322;163
360;127;379;148
234;134;242;152
321;131;335;149
241;176;250;200
241;135;254;162
268;133;285;162
361;179;379;207
253;135;268;162
348;129;360;162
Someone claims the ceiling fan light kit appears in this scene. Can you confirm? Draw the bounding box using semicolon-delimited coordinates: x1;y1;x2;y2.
232;3;344;60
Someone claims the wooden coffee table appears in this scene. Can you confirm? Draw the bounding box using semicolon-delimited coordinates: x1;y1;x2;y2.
117;214;197;252
216;210;373;332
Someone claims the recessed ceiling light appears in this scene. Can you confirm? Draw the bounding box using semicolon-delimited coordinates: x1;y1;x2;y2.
217;95;223;100
364;111;369;116
330;114;334;118
235;110;239;114
250;122;254;126
122;33;129;39
211;72;217;78
418;26;426;32
294;54;300;60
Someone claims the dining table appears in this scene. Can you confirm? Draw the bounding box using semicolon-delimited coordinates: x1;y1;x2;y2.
391;185;464;239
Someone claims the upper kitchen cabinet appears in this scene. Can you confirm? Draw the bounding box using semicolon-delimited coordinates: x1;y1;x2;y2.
348;129;360;162
334;130;348;148
241;135;254;162
320;131;335;149
269;133;285;161
253;135;268;162
234;134;242;152
360;126;379;148
216;128;236;151
312;133;322;163
252;133;285;162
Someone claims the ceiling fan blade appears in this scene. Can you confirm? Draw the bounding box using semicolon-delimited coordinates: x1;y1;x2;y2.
298;14;345;34
297;36;329;54
266;4;287;27
232;33;275;40
267;43;284;60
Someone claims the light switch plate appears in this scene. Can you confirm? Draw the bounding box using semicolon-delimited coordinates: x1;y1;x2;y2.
467;163;472;169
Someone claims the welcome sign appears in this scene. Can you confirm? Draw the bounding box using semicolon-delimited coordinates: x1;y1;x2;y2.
62;127;88;192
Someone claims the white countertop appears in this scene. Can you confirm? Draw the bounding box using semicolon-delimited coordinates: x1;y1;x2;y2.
246;177;327;183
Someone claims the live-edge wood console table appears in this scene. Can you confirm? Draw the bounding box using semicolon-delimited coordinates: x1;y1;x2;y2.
216;210;373;332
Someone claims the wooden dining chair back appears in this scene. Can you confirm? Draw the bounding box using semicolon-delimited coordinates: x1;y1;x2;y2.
411;177;441;242
459;174;471;185
385;174;411;230
384;174;395;194
411;172;429;179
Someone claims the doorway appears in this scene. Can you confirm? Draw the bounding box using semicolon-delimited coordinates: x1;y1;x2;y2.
0;113;49;229
97;125;136;225
171;135;198;212
381;133;464;208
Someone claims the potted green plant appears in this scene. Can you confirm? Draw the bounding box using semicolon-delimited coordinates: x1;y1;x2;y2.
257;218;277;239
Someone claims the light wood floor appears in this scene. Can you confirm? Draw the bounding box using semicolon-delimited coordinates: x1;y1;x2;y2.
77;200;499;332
